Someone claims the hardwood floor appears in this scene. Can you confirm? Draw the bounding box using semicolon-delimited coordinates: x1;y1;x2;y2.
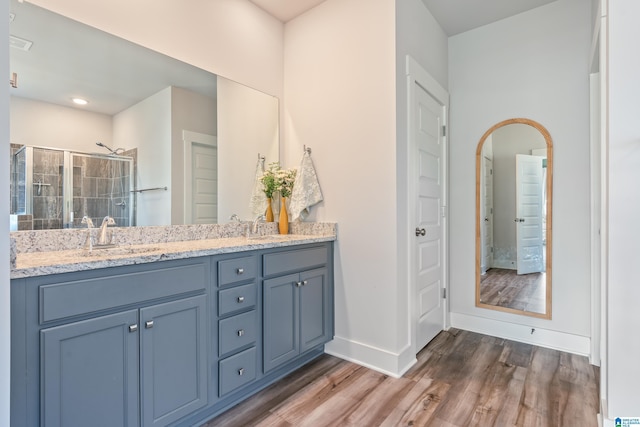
480;268;546;314
202;329;599;426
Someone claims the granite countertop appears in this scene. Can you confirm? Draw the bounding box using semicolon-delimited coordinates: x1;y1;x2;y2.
12;233;336;279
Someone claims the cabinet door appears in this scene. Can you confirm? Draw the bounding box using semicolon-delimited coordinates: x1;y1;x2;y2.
263;273;299;373
40;310;139;427
299;267;331;352
140;295;207;427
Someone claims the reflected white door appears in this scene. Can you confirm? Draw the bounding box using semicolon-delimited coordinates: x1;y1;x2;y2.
481;157;494;274
184;131;217;224
516;154;544;274
414;83;445;350
192;143;217;224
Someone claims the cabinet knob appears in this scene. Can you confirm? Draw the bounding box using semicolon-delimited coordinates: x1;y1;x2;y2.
296;281;302;287
237;296;245;303
236;268;244;275
302;280;308;286
237;329;245;337
145;320;154;329
238;368;245;376
129;324;138;333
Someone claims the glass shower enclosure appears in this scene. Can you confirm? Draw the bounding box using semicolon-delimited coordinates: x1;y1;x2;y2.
10;146;134;230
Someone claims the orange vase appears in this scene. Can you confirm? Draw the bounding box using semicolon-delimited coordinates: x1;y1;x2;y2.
265;198;274;222
279;197;289;235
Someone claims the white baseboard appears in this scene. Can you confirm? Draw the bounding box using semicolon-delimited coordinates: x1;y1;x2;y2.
450;312;591;357
325;336;416;378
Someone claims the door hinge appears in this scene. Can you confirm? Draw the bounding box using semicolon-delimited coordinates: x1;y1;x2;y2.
442;125;446;137
442;288;447;299
441;206;447;218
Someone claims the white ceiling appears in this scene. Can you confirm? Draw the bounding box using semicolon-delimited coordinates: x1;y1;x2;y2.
249;0;558;35
9;0;217;116
9;0;560;117
421;0;558;36
248;0;329;22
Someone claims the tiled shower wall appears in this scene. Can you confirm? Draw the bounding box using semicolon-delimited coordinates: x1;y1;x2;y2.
71;154;132;228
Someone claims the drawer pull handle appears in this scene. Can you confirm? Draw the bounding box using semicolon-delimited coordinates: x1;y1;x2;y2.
145;320;154;329
237;268;244;275
129;324;138;333
237;296;245;303
237;329;245;337
238;368;245;376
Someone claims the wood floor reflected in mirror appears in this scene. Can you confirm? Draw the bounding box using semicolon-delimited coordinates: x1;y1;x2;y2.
479;268;546;314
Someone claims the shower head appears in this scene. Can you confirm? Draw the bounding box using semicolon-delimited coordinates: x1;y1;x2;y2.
96;142;125;155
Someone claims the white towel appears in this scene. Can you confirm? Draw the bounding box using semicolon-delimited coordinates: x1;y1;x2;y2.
289;151;323;221
249;158;268;217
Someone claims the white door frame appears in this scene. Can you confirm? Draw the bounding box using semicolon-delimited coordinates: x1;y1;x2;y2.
183;130;217;224
406;55;449;356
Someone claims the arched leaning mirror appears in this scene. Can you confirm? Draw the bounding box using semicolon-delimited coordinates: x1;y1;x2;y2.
475;118;553;319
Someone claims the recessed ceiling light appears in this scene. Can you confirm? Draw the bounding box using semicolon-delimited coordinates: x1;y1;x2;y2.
72;98;88;105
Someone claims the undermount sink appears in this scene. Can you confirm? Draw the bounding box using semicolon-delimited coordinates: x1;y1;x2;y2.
247;234;291;241
83;245;160;257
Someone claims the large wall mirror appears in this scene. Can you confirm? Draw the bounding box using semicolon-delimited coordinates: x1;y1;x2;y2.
9;0;279;230
475;118;553;319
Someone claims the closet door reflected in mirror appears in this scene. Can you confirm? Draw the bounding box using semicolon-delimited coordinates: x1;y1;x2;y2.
475;118;552;319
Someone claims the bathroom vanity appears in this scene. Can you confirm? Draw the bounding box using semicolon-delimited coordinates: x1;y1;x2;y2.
10;228;335;427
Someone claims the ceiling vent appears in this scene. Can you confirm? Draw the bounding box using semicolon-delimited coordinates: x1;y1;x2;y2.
10;35;33;51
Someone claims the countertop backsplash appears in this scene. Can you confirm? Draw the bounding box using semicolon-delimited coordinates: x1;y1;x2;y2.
11;222;337;255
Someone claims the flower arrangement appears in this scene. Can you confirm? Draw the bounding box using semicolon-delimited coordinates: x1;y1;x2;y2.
261;162;296;199
276;167;297;198
261;162;278;198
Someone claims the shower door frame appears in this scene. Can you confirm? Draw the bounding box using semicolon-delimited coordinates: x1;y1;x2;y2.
65;151;135;228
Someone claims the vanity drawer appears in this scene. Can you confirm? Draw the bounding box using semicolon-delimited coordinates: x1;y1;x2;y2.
219;310;257;357
263;245;328;277
39;260;208;323
218;283;256;316
219;256;257;287
219;347;257;396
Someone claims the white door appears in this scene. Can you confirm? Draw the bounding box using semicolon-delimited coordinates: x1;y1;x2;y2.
191;143;217;224
413;82;446;350
183;131;217;224
516;154;544;274
481;156;494;274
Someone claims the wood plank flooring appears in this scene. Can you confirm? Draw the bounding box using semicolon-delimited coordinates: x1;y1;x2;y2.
480;268;546;314
202;329;599;426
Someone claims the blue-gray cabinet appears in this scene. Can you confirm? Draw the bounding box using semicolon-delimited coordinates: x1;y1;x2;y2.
11;242;334;427
263;267;330;373
40;295;207;427
140;296;208;427
41;310;140;427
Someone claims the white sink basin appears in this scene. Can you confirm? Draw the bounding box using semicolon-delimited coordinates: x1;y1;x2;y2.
246;235;291;241
83;246;160;257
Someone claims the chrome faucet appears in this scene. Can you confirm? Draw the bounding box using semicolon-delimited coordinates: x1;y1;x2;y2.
81;216;94;251
97;216;116;246
252;214;265;234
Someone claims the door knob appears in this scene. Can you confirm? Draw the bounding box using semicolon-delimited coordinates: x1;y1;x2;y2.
415;227;426;237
